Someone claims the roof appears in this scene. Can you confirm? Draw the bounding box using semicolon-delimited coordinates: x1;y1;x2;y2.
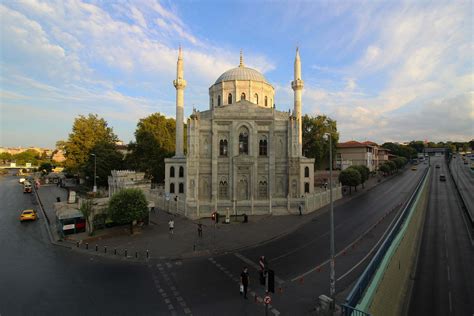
337;141;374;148
362;141;378;146
215;66;269;85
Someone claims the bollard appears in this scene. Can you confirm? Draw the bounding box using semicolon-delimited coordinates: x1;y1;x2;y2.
114;248;117;255
95;244;98;252
86;243;89;250
135;251;138;259
146;250;149;259
104;246;107;254
76;241;79;248
125;249;128;257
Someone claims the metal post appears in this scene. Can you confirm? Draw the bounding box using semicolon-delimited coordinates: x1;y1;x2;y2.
91;153;97;193
326;133;335;311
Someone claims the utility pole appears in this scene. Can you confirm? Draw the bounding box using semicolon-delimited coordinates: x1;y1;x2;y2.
91;153;97;193
324;132;335;311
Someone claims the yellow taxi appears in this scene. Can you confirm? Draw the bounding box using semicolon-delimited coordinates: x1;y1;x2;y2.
20;209;37;222
411;166;417;171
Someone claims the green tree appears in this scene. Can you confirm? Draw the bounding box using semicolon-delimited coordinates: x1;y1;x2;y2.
0;152;12;164
408;141;425;153
382;142;417;160
392;157;407;170
385;161;397;174
349;165;369;188
13;149;41;165
39;162;53;174
125;113;185;183
108;188;148;234
79;199;94;236
379;163;391;175
302;115;339;170
60;114;118;174
83;142;124;187
339;168;361;194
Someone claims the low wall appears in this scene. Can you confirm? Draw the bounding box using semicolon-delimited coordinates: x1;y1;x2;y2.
356;169;431;315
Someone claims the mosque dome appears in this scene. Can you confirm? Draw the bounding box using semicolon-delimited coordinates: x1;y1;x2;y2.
214;66;268;84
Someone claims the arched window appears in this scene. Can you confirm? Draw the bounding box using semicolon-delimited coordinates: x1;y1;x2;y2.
304;182;310;193
304;166;309;177
179;182;184;193
228;93;232;105
241;92;246;100
265;96;268;107
254;93;259;104
170;166;175;178
179;166;184;177
259;181;267;199
219;139;228;156
259;137;267;156
217;95;221;106
239;128;249;155
170;183;175;193
219;180;228;199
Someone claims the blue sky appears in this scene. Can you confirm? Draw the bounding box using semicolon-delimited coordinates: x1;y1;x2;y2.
1;0;472;148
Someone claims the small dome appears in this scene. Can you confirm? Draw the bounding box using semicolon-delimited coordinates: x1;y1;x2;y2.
215;66;269;85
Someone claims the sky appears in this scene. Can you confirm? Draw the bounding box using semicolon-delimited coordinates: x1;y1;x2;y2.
1;0;473;148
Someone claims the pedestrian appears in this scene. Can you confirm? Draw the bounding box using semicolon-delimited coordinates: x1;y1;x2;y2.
168;218;174;237
298;204;302;216
240;267;249;299
197;223;203;238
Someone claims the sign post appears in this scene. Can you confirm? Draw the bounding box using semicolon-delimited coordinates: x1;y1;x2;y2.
264;295;271;316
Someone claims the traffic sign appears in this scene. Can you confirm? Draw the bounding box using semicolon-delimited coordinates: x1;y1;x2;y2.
264;295;271;304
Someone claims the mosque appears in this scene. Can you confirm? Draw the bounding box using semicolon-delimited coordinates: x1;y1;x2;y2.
163;48;335;218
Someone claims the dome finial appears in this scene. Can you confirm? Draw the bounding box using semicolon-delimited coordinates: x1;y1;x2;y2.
239;49;244;67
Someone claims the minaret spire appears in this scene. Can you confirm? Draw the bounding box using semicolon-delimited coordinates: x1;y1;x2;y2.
239;49;244;67
291;47;304;156
173;46;187;157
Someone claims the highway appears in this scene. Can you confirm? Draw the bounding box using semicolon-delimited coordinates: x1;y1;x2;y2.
408;156;474;316
450;154;474;222
0;164;429;315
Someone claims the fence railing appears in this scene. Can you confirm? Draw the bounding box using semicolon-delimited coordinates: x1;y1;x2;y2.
344;166;430;308
341;304;371;316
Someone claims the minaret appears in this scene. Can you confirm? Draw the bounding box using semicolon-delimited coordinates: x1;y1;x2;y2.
291;47;304;156
173;46;186;157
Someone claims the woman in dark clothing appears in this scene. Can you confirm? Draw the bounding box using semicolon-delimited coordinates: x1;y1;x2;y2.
240;267;249;299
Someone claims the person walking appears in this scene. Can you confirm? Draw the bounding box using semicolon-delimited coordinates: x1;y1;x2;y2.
240;267;249;299
197;223;203;238
168;218;174;238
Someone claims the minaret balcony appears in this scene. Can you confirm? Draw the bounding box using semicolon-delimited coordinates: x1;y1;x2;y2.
291;79;304;90
173;78;187;89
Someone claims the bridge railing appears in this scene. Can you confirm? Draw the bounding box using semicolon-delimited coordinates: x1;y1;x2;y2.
343;166;430;309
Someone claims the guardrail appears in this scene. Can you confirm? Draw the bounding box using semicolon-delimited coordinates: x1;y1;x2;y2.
343;166;430;309
447;159;473;228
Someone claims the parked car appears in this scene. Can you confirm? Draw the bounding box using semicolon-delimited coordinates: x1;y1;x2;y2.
20;209;37;222
435;164;440;169
439;174;446;182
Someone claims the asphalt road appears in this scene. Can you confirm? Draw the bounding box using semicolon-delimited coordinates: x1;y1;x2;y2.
408;156;474;316
0;164;428;316
450;155;474;220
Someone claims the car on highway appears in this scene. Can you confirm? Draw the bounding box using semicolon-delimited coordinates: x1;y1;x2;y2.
18;178;26;184
20;209;37;222
439;174;446;181
411;166;417;171
435;164;440;169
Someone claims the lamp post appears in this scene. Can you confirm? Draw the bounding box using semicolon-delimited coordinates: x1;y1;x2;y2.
323;132;335;310
90;153;97;193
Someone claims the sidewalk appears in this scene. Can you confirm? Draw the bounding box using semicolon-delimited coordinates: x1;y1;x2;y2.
35;170;404;261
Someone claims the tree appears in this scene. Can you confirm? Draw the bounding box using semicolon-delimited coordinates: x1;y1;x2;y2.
302;115;339;170
379;163;391;175
0;152;12;165
13;149;41;165
382;142;416;160
60;114;118;174
83;141;124;187
39;162;53;174
392;157;407;170
125;113;185;183
408;141;425;153
108;188;148;234
349;165;369;188
339;168;361;194
80;199;94;236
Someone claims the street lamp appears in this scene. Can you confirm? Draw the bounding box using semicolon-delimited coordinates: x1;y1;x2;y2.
90;153;97;193
323;132;335;310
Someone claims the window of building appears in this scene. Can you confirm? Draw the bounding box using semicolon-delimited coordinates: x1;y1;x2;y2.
265;96;268;107
241;92;246;100
254;93;258;104
304;166;309;177
259;181;267;199
304;182;310;193
170;166;175;177
259;137;267;156
170;183;175;193
179;183;184;193
179;166;184;177
239;130;249;155
217;95;221;106
219;180;228;199
228;93;232;104
219;139;228;156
